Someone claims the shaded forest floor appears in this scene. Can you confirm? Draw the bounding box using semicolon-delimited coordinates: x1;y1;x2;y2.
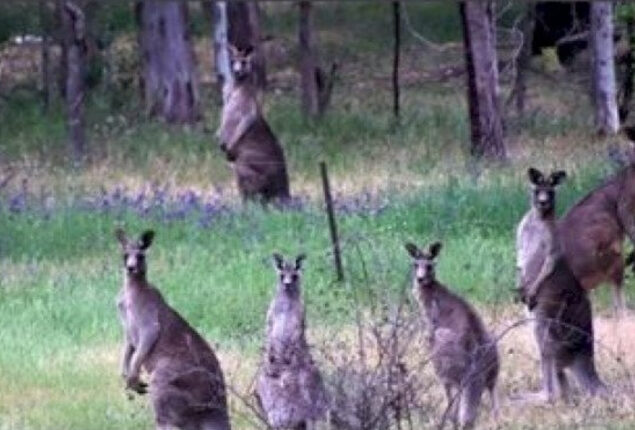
2;2;635;429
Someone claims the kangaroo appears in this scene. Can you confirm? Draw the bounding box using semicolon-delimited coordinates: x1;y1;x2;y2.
217;44;290;204
516;168;567;306
115;229;231;430
255;253;327;430
555;143;635;315
405;241;499;429
516;168;606;403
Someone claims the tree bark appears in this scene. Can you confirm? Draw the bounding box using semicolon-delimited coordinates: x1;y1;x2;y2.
299;0;319;117
514;4;535;116
56;0;68;98
619;16;635;122
591;2;619;135
40;0;53;112
206;1;232;95
138;0;199;124
61;1;87;164
392;1;401;121
298;0;336;119
459;1;506;160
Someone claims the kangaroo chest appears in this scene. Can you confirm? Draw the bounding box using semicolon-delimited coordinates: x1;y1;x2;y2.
518;214;551;281
117;289;141;346
222;88;252;129
270;300;302;343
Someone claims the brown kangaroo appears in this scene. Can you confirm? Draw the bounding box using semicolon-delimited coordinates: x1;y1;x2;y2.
556;144;635;315
255;253;327;430
217;44;290;204
405;241;499;429
115;229;230;430
516;168;606;403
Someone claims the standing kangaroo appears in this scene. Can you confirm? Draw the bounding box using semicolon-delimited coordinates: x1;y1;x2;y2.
217;45;290;204
556;143;635;315
115;229;231;430
405;241;499;429
255;253;327;430
516;168;606;402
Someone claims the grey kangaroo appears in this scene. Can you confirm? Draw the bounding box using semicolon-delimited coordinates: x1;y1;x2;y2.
555;143;635;315
255;253;327;430
405;241;499;429
217;44;290;203
516;168;606;403
115;229;230;430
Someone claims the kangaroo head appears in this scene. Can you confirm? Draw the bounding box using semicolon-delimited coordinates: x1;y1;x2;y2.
115;228;155;278
229;44;254;82
405;241;442;289
527;167;566;217
272;253;305;295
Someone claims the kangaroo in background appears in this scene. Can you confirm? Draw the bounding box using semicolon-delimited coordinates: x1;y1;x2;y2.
115;229;231;430
556;143;635;315
217;44;290;204
255;253;327;430
516;168;606;403
405;241;499;429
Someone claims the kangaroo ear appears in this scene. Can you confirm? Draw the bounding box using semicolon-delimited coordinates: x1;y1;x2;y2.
115;228;127;247
139;230;155;250
550;170;567;187
272;253;284;271
295;254;306;271
404;242;421;259
228;44;239;58
527;167;544;186
243;44;254;56
428;242;443;259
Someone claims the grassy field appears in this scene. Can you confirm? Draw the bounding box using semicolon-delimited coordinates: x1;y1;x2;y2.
2;2;635;429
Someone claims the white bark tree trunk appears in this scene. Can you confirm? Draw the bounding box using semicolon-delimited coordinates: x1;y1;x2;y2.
591;2;619;135
459;1;505;160
212;1;233;93
138;0;200;124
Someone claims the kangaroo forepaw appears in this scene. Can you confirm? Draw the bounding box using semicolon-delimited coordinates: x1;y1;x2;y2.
125;376;148;395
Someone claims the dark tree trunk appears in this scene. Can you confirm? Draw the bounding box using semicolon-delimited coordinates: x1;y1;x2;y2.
392;1;401;121
514;4;535;116
138;0;199;124
56;0;68;98
40;0;53;112
620;17;635;122
298;0;336;119
61;1;87;164
459;1;506;160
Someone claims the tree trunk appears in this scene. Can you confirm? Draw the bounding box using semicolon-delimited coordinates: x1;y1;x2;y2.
459;1;506;160
40;0;53;112
56;0;68;98
225;1;265;89
138;0;199;124
514;4;535;116
591;2;619;135
392;1;401;121
61;1;87;164
619;16;635;122
299;0;319;117
298;0;336;119
206;1;232;95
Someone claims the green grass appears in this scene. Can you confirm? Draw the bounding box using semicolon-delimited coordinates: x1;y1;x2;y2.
1;160;634;429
